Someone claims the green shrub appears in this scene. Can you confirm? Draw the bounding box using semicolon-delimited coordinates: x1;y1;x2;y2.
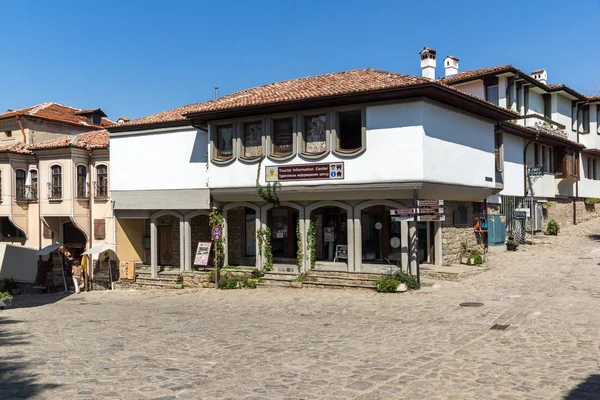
546;220;560;236
207;270;215;283
472;254;483;265
246;279;257;289
0;291;13;301
250;268;264;279
375;277;401;293
2;277;16;292
394;271;420;290
219;273;239;290
585;198;600;205
221;265;238;269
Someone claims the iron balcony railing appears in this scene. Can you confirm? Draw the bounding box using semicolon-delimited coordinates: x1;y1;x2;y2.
16;185;38;202
47;183;62;201
76;183;90;199
94;182;108;199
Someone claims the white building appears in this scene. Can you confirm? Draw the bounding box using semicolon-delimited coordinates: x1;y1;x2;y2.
439;62;597;229
110;64;516;275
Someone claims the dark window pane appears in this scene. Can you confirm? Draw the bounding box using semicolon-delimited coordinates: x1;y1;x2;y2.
453;205;468;226
243;121;262;158
485;85;499;105
339;111;362;151
216;125;233;158
272;118;293;156
304;115;326;154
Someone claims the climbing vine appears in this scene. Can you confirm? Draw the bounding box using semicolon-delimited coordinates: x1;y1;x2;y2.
306;218;316;269
526;163;545;196
296;219;303;269
256;155;280;206
209;208;225;268
257;227;273;271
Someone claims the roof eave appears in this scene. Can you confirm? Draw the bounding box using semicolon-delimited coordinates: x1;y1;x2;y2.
499;122;585;149
184;82;516;124
108;119;191;133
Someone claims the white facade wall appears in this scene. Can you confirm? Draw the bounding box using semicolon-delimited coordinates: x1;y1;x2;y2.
453;81;485;100
527;90;544;117
422;102;496;189
208;101;497;190
110;127;209;191
498;134;525;197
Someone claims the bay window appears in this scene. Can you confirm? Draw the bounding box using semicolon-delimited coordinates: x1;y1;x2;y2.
242;121;263;159
216;125;234;159
272;117;293;157
303;114;327;155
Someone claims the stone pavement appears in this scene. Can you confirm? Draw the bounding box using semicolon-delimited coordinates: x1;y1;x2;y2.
2;219;600;399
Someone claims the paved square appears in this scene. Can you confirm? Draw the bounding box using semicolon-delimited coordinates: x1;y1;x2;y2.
2;219;600;399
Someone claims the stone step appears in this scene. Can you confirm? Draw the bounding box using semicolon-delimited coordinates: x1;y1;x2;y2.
263;272;298;281
113;281;183;290
302;281;375;290
135;265;180;273
308;269;384;280
306;274;377;286
257;280;292;288
135;276;182;284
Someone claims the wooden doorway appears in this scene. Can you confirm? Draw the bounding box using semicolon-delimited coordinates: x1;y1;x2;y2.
158;225;173;266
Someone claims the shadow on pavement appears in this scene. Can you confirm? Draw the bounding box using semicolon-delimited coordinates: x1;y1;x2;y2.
587;234;600;242
0;315;60;398
8;292;72;310
564;374;600;399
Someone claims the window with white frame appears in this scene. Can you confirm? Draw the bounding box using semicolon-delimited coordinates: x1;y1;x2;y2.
15;169;26;201
76;165;88;198
49;165;62;199
96;164;108;198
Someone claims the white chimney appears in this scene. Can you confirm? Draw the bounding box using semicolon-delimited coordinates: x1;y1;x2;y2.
444;55;459;77
419;47;437;80
531;69;547;85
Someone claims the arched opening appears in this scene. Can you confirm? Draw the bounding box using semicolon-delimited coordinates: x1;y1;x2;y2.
0;217;26;241
311;206;347;263
361;205;403;265
154;214;181;268
268;206;299;262
225;206;257;267
62;221;87;260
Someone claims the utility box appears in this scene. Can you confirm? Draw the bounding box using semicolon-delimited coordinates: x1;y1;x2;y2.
487;214;506;247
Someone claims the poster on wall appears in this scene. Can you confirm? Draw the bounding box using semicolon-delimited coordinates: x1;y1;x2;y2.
324;227;335;242
305;115;327;153
193;242;212;266
246;214;256;256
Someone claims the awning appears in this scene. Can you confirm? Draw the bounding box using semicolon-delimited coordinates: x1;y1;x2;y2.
37;243;63;256
82;244;116;256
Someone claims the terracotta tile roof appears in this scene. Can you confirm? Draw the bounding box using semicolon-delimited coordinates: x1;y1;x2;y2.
29;129;108;151
588;95;600;102
182;69;434;116
530;68;545;75
0;102;113;129
0;142;32;155
113;103;198;128
504;121;584;148
438;65;513;83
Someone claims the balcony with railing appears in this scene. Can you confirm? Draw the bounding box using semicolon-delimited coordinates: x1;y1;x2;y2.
15;185;38;203
94;182;108;200
47;183;62;202
76;183;90;200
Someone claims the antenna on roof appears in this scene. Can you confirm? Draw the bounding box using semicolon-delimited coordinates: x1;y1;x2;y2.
214;87;219;100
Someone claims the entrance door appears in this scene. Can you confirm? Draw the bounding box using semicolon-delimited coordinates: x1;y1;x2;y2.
158;225;173;265
417;222;435;264
269;208;298;259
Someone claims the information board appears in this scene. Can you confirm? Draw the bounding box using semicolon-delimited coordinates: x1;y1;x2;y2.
194;242;212;266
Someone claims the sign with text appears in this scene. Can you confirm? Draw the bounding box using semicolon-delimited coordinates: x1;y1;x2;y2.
392;215;446;222
512;211;527;220
514;208;530;218
193;242;212;266
417;200;444;207
335;245;348;260
390;207;443;216
265;163;344;182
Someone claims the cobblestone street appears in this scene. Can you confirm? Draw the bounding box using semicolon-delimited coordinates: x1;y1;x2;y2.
2;219;600;399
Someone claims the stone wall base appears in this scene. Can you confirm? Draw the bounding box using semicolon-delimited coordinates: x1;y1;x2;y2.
544;199;599;230
441;201;485;266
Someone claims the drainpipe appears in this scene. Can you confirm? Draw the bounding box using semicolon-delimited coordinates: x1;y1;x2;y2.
15;116;27;144
523;131;541;197
573;101;589;225
87;150;94;290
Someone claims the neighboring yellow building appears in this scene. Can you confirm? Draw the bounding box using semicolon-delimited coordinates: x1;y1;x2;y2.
0;103;114;287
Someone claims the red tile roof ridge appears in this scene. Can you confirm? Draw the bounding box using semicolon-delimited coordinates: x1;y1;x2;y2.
28;129;109;151
438;64;513;82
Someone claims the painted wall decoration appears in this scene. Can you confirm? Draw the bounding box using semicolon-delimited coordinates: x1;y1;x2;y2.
304;115;327;153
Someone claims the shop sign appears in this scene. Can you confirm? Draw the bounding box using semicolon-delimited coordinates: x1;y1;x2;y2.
417;200;444;207
194;242;212;266
392;215;446;222
265;162;344;182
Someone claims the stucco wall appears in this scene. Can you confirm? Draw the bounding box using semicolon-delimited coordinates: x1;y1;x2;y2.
110;127;208;191
453;81;485;101
499;134;525;196
116;218;144;262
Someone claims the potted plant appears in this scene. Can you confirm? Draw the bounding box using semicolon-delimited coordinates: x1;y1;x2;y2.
291;274;307;288
0;291;13;309
506;240;519;251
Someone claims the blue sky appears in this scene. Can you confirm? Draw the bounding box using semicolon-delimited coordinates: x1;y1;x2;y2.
2;0;599;121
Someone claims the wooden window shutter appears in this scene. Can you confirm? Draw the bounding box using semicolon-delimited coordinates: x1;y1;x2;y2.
94;219;106;240
43;224;53;239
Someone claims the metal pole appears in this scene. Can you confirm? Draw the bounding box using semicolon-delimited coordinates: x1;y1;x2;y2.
413;189;420;286
214;241;219;290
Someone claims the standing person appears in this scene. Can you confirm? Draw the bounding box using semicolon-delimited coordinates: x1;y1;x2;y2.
71;263;83;294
